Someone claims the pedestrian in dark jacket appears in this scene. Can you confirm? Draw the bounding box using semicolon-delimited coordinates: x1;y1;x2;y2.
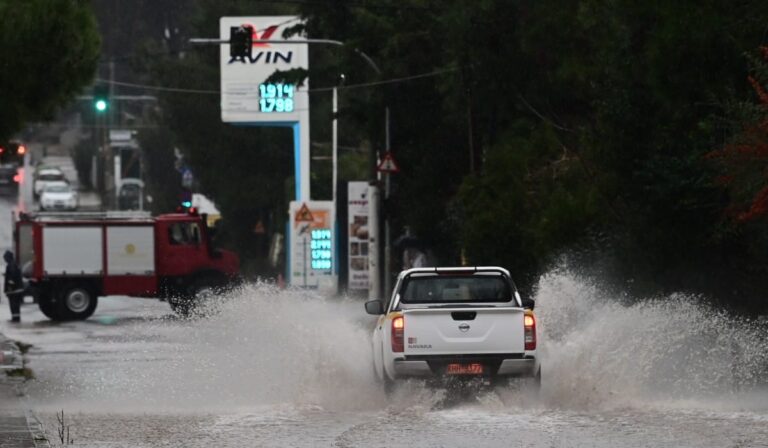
4;250;23;323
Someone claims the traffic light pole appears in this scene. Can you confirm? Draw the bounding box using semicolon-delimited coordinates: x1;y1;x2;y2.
108;58;116;209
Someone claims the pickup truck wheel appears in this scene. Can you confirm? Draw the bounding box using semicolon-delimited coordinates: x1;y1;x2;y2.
383;376;395;396
58;285;98;321
530;368;542;391
372;362;395;395
380;371;396;396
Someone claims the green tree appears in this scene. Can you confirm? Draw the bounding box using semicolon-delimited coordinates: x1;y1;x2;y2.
296;0;768;300
0;0;100;140
135;0;768;303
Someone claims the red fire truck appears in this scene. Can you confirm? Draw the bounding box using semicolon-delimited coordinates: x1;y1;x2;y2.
13;210;240;321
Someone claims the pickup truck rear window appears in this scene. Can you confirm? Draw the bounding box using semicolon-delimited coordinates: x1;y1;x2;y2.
400;275;512;304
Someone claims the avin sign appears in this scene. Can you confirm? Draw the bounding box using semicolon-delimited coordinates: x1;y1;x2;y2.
219;16;310;203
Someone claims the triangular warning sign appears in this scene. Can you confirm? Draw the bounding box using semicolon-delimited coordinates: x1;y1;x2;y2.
377;151;400;173
295;203;314;222
253;219;266;234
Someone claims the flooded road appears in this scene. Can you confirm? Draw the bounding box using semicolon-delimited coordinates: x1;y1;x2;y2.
1;192;767;446
0;269;767;447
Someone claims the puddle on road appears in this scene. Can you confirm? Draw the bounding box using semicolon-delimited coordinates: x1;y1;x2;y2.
23;269;768;418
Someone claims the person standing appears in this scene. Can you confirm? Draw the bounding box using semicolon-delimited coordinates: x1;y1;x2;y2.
3;251;24;323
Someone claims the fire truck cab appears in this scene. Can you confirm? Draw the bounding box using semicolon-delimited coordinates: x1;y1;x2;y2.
14;211;240;321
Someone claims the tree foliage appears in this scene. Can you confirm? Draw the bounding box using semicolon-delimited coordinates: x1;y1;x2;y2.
137;0;768;304
0;0;100;141
293;0;768;300
709;47;768;222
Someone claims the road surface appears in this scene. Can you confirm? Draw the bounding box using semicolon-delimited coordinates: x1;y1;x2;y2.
1;196;767;447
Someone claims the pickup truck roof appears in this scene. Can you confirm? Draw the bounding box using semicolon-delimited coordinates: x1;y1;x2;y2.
397;266;513;278
392;266;522;309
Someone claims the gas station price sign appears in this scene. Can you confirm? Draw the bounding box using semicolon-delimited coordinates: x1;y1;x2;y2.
289;201;334;287
259;83;295;113
310;228;332;270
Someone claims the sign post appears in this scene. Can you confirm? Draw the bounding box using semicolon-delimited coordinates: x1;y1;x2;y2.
377;150;399;298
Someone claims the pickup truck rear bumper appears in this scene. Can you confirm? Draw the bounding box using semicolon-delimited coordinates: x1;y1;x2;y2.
393;355;537;378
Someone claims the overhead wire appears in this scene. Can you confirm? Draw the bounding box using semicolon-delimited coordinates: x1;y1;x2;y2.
94;66;459;96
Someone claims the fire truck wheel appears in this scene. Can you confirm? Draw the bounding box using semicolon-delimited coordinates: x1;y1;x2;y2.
59;285;98;320
168;297;193;317
38;296;59;320
191;279;220;301
187;276;226;314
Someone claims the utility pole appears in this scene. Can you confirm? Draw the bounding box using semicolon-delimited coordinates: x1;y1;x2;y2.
332;86;338;208
332;73;345;209
383;107;392;299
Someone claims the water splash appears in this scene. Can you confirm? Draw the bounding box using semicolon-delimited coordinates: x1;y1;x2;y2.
28;269;768;415
534;267;768;410
30;283;386;412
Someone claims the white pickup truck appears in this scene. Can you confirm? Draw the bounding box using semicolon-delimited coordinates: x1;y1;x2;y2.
365;267;540;391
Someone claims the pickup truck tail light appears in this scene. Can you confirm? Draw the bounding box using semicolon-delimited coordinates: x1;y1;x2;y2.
391;316;404;353
524;313;536;350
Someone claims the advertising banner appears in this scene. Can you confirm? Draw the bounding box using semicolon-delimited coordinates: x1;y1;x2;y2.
347;182;370;290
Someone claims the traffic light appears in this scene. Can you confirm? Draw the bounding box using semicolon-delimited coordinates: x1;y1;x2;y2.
230;25;253;60
93;85;109;113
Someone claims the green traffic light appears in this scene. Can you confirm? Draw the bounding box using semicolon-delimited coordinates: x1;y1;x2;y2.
95;99;108;112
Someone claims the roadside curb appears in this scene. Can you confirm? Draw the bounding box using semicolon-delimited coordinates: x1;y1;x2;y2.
0;331;48;447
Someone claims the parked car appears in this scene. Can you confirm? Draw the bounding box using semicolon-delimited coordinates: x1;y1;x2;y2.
39;182;78;211
33;167;67;199
118;178;144;210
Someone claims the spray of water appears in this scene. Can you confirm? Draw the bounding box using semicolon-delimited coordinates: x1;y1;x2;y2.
29;268;768;415
141;283;388;411
28;283;387;412
534;267;768;410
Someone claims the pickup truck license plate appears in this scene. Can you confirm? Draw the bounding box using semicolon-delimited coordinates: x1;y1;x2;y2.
446;363;484;375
